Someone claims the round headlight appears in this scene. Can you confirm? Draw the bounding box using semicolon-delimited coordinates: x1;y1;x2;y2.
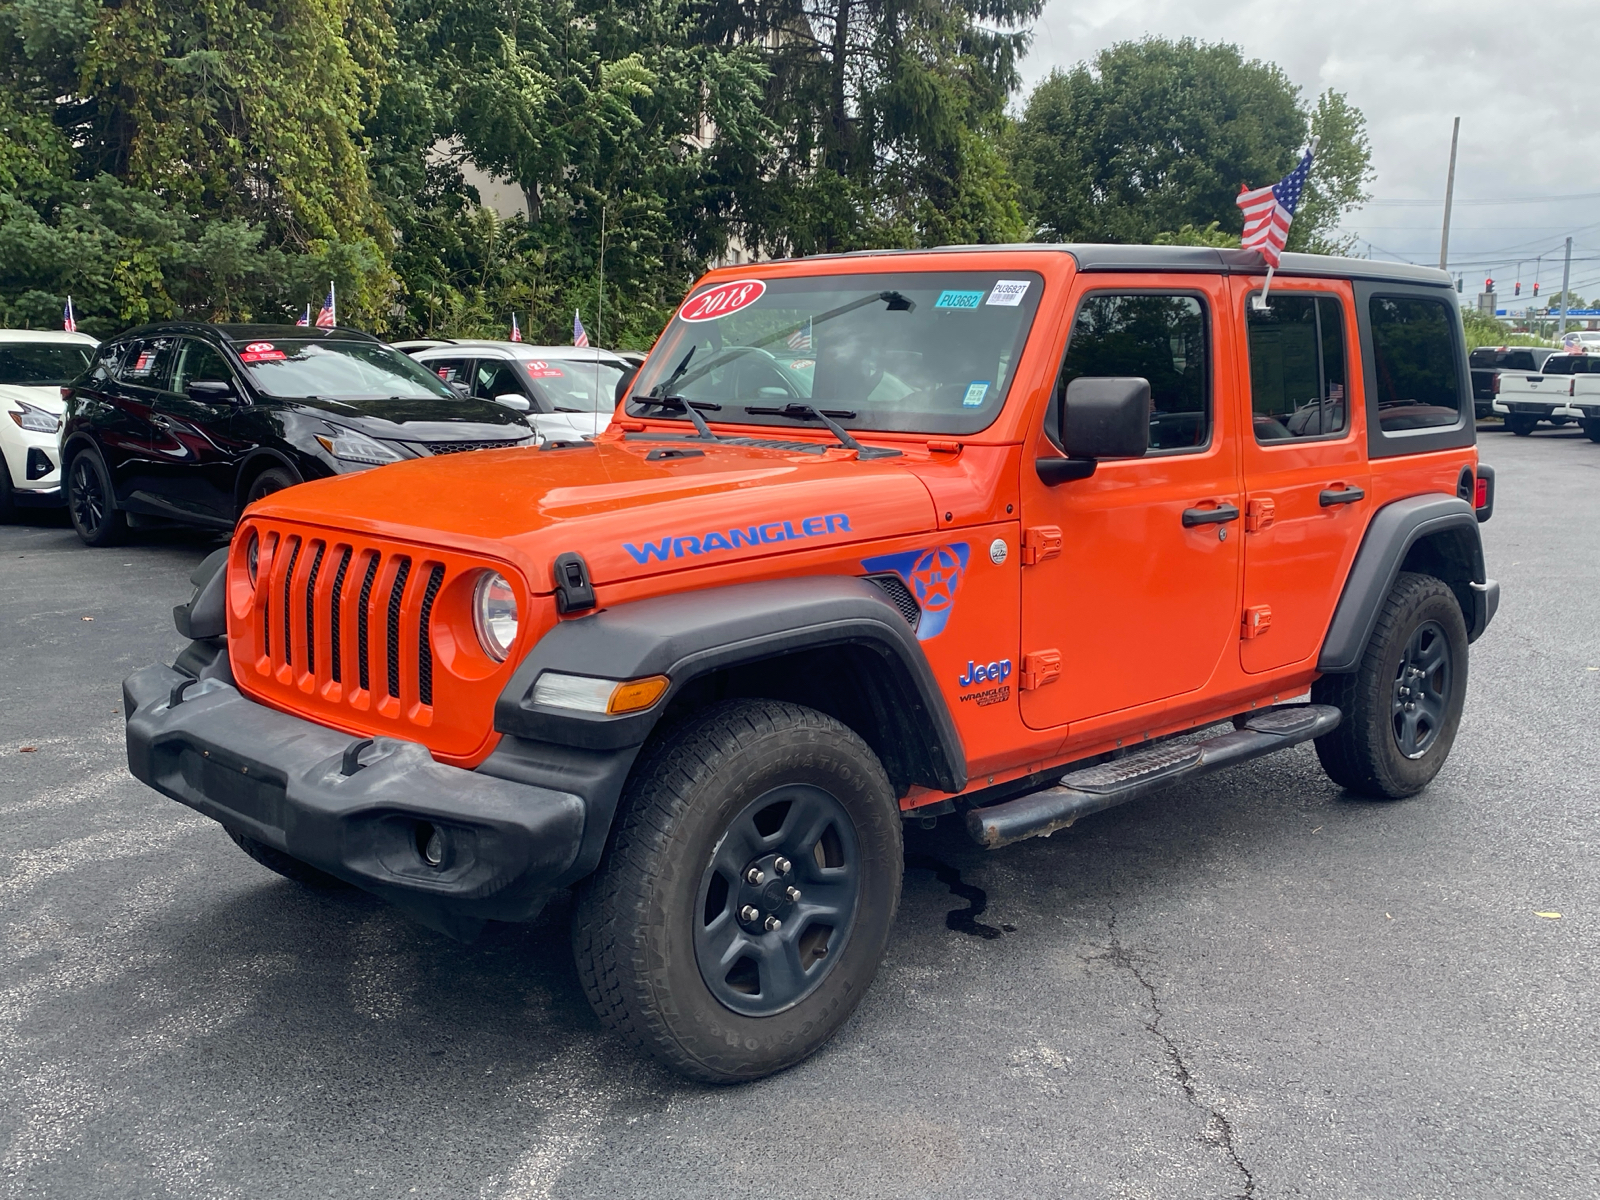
473;571;519;661
246;531;259;585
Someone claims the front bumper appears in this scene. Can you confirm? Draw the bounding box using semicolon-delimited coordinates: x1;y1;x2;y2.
124;663;585;938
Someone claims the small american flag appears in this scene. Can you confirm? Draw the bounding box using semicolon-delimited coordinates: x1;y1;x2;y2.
315;282;336;328
786;317;812;351
63;296;76;333
510;313;522;342
1236;147;1315;269
573;309;589;348
295;304;310;327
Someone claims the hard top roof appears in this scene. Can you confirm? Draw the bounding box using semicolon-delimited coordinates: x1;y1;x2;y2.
775;243;1453;289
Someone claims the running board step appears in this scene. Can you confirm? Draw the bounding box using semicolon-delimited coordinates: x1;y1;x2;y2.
966;704;1342;849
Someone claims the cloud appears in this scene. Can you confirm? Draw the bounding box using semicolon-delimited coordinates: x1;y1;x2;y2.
1021;0;1600;293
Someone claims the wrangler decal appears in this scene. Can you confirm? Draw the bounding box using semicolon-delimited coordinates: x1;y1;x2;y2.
624;513;852;564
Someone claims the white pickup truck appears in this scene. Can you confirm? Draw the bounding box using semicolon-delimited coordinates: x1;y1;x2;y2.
1492;352;1600;440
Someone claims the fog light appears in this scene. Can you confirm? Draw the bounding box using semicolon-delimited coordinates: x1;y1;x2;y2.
417;822;444;867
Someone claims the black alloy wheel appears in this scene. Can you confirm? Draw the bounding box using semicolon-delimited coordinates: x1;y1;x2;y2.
693;784;861;1017
1391;620;1452;759
244;466;300;508
66;450;127;546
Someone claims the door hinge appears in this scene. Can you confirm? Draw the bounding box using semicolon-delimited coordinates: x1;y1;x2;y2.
1020;648;1061;690
1242;605;1272;638
1021;525;1062;566
1245;497;1276;533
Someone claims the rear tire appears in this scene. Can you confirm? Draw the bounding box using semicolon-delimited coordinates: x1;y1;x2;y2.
66;447;127;546
1506;413;1538;436
571;699;902;1083
226;828;349;888
0;452;15;523
1584;418;1600;444
1311;572;1468;799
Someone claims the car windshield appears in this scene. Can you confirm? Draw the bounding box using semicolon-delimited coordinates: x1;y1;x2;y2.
526;359;626;414
0;342;93;386
627;270;1045;435
236;339;455;399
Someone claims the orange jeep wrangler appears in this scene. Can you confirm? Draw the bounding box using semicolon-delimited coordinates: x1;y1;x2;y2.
125;246;1498;1081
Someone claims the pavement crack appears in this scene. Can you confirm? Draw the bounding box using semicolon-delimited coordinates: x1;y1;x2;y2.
1092;906;1256;1199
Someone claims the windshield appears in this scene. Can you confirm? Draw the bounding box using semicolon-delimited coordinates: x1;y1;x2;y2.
526;359;626;414
0;342;93;386
628;270;1045;434
236;340;455;400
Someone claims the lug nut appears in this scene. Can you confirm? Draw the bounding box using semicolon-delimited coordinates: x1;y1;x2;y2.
745;867;765;885
773;856;791;874
786;886;801;902
739;905;760;923
764;916;782;932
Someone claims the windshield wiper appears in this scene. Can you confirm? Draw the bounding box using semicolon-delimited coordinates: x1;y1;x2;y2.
744;403;863;452
631;394;722;440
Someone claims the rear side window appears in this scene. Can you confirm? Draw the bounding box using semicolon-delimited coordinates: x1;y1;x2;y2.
1367;297;1463;432
1058;293;1210;452
118;338;178;389
427;357;472;385
1246;294;1348;441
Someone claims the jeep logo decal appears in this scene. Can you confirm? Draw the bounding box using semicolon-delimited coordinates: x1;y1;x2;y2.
859;542;970;640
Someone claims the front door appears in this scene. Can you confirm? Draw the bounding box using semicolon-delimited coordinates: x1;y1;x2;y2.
1019;279;1243;731
147;338;247;523
1230;279;1370;674
98;336;177;504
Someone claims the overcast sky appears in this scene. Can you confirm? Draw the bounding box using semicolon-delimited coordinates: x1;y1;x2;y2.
1021;0;1600;306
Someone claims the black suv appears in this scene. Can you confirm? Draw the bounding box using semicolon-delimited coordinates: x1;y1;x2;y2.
60;324;534;545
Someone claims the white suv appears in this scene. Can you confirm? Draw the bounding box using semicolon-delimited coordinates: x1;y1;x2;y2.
0;330;99;520
411;342;631;444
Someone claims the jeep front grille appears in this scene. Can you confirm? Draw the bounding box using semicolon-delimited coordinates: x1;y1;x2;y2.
229;520;538;762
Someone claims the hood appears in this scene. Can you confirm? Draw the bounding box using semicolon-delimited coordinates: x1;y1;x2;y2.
255;438;938;589
0;383;66;415
283;394;530;442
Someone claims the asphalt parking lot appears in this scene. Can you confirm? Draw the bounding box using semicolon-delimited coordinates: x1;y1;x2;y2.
3;428;1598;1199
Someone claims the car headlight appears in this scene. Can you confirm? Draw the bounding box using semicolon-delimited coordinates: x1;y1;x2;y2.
7;401;60;434
472;571;520;661
314;428;404;464
531;672;670;715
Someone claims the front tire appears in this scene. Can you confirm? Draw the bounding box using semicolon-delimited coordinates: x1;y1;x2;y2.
226;828;349;888
1311;572;1468;799
572;699;903;1083
1507;413;1538;436
66;448;127;546
244;466;300;508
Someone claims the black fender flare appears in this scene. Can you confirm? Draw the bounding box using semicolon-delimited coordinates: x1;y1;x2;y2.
1318;494;1495;673
482;575;967;885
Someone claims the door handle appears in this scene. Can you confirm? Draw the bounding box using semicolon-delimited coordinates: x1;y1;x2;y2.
1319;486;1365;507
1182;503;1241;527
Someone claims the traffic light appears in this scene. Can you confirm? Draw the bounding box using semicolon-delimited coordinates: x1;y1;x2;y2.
1515;282;1522;296
1534;282;1541;297
1485;278;1495;293
1457;276;1464;292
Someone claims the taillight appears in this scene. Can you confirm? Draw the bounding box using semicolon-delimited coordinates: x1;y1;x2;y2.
1475;477;1488;509
1493;374;1501;394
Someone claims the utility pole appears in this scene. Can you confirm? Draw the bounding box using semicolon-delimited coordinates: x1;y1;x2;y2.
1439;117;1460;272
1559;236;1573;338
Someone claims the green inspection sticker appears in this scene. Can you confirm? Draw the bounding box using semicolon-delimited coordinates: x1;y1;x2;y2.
935;289;985;310
962;381;991;407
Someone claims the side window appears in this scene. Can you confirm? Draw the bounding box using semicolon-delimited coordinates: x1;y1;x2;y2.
119;337;178;390
474;359;525;401
1057;293;1210;452
1246;293;1349;441
1368;297;1463;432
426;357;472;386
171;340;235;392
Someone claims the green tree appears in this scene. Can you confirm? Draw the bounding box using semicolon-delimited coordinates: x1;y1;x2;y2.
1014;37;1372;252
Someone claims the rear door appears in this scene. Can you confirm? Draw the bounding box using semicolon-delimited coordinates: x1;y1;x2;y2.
98;337;177;502
146;338;246;523
1018;277;1243;729
1231;278;1370;674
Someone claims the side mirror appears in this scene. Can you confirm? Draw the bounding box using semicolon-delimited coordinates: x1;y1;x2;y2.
493;392;532;412
614;363;641;404
1038;376;1150;484
186;379;236;402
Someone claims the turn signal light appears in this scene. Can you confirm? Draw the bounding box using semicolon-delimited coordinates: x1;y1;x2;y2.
607;675;671;714
531;671;671;714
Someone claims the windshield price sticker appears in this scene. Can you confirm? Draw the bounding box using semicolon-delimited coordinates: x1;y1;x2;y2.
240;342;286;362
525;360;565;378
935;289;985;310
986;280;1031;307
679;279;767;322
962;381;991;408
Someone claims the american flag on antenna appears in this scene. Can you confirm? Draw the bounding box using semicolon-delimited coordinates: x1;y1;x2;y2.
572;309;589;348
510;312;522;342
315;282;336;328
63;296;77;333
1236;146;1315;269
295;304;311;327
786;317;813;351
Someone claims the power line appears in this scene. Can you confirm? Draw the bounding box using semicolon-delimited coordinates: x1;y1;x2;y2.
1363;190;1600;207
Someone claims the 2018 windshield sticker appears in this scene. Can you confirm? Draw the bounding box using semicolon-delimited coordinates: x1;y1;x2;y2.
962;381;990;408
858;542;970;640
624;513;852;564
678;279;767;322
935;290;984;310
986;280;1031;307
